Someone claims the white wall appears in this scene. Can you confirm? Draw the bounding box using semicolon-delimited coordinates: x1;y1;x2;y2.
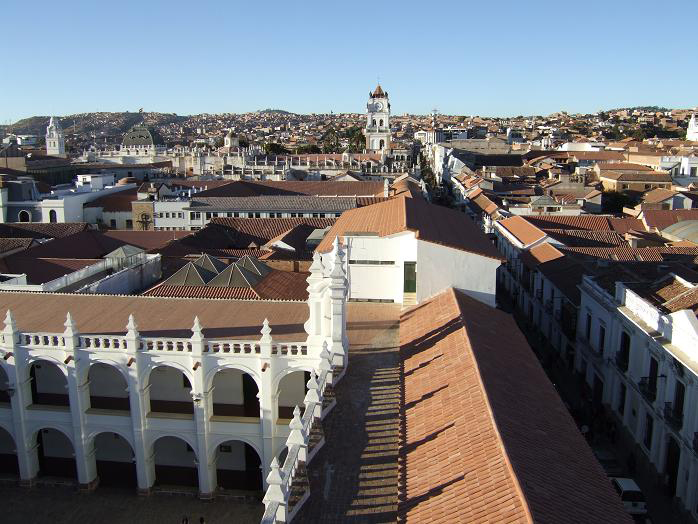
343;232;417;303
212;369;245;405
277;372;306;409
416;240;499;307
89;364;128;399
149;366;192;403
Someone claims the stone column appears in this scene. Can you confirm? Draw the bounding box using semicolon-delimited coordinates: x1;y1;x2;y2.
329;238;348;367
303;253;326;351
190;317;216;499
4;311;39;485
64;313;98;490
258;319;276;489
124;315;154;494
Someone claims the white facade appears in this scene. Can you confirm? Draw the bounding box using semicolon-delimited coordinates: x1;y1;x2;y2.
0;241;348;507
45;117;65;157
322;231;499;307
687;114;698;142
576;275;698;519
364;87;391;152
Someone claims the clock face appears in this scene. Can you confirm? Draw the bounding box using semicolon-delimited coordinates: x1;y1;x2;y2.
375;102;383;111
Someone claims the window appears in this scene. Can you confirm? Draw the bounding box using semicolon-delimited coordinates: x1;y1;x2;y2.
165;212;170;218
110;219;116;228
254;212;261;218
178;212;183;218
349;260;395;265
49;210;57;223
18;210;31;222
618;331;630;371
618;383;626;415
643;414;653;450
205;212;212;219
126;219;133;229
598;324;606;353
585;313;592;340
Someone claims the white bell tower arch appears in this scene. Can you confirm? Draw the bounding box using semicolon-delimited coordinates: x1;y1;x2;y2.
364;85;391;153
46;116;65;157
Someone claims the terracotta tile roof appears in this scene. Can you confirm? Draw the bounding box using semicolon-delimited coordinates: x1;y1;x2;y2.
497;216;547;246
560;246;698;263
544;229;625;248
524;215;614;231
4;231;127;260
84;188;138;212
399;289;630;524
0;237;34;256
599;162;655;171
1;257;100;284
208;217;336;248
642;188;678;204
519;242;564;269
144;268;308;301
609;218;646;235
194;180;384;198
600;171;672;182
641;210;698;231
190;195;357;212
0;222;89;239
142;285;259;300
0;292;309;340
102;230;192;250
316;196;503;260
571;151;625;161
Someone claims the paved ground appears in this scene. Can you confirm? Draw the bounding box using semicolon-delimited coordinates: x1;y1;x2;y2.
1;485;263;524
296;302;402;523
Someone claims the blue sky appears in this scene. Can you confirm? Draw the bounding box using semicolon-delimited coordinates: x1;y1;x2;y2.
2;0;697;122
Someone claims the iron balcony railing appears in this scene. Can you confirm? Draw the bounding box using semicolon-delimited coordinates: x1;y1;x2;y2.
638;377;657;403
664;402;684;432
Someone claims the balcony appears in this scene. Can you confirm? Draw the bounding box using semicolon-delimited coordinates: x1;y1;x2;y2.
664;402;683;432
614;352;629;373
638;377;657;403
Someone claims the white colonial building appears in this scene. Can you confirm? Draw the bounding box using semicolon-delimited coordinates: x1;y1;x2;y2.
576;270;698;519
316;196;502;307
45;117;65;157
364;85;391;152
0;240;348;520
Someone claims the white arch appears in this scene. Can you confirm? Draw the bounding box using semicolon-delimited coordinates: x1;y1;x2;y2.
28;423;75;447
143;360;194;387
205;362;261;392
88;358;130;386
207;435;262;464
272;365;314;393
18;210;31;223
26;356;69;377
0;420;15;443
148;433;199;460
87;428;135;451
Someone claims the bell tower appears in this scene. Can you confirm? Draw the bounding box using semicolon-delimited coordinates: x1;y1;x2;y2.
687;113;698;142
45;116;65;157
364;85;391;152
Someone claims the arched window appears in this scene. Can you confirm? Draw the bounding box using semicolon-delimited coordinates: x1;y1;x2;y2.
379;119;384;127
49;210;57;223
372;119;376;127
379;139;385;149
18;210;30;222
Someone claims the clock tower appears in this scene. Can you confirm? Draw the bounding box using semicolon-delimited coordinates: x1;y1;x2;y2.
364;84;391;152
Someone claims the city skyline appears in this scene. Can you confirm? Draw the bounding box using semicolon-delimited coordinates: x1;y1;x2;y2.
2;0;697;122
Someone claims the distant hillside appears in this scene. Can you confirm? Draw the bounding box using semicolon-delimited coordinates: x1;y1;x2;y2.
7;112;188;136
258;109;292;115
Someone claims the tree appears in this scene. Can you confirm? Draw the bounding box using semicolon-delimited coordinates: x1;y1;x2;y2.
294;144;322;154
264;142;289;155
321;128;340;153
602;191;640;214
344;127;365;153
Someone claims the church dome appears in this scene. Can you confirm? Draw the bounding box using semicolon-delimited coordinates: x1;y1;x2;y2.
122;123;165;147
370;84;387;98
